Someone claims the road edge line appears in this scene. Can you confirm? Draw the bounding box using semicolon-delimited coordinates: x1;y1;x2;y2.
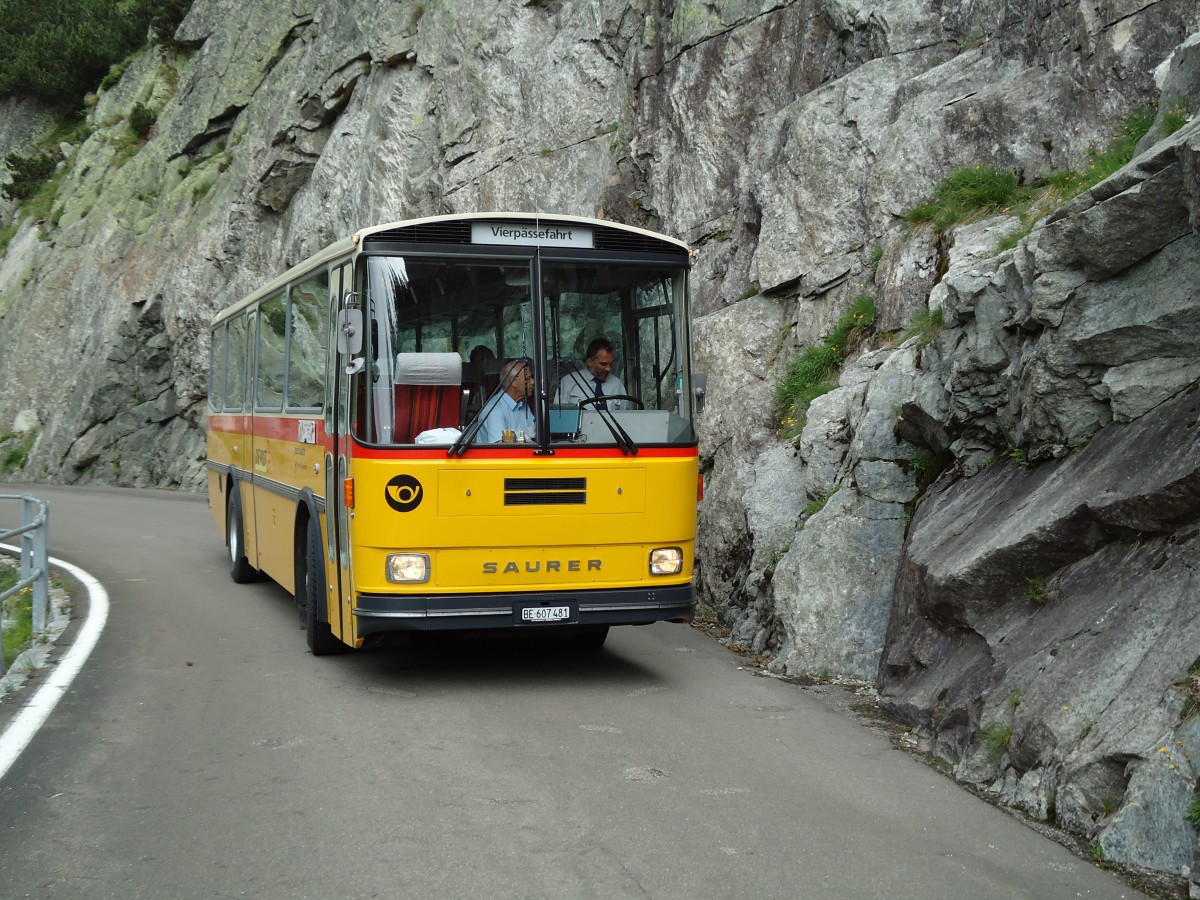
0;547;109;783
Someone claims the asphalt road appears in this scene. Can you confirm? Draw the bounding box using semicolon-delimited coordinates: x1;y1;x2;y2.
0;483;1141;899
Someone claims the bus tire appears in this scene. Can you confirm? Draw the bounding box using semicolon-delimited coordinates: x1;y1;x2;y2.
572;625;609;652
227;490;256;584
304;517;343;656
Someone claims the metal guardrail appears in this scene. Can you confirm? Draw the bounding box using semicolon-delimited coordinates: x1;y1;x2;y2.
0;494;50;674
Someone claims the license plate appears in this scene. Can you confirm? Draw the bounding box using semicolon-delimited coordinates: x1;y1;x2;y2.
521;605;570;622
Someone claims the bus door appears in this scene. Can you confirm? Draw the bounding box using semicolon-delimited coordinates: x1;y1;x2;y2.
244;308;269;570
327;264;359;644
226;313;252;538
248;294;287;570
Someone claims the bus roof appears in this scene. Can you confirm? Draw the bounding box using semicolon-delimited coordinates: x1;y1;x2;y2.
211;213;690;326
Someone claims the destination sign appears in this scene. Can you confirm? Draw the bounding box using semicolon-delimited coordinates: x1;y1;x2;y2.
471;222;595;248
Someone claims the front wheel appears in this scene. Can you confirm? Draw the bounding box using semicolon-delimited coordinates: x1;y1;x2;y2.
303;517;344;656
571;625;609;653
227;489;256;584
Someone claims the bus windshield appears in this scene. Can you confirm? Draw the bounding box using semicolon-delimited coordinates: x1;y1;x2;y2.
356;253;695;449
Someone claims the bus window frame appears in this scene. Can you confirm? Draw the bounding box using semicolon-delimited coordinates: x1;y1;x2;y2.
351;242;694;450
284;268;331;414
254;295;287;413
224;313;249;413
208;321;225;412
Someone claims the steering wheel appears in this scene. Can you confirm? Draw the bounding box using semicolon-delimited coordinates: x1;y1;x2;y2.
577;395;644;410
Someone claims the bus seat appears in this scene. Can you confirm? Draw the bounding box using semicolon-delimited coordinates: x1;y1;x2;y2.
463;357;500;421
394;352;463;443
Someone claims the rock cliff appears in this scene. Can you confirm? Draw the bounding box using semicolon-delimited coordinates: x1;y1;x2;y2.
1;0;1197;888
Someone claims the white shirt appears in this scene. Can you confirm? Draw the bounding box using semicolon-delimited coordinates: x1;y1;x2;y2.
555;367;628;411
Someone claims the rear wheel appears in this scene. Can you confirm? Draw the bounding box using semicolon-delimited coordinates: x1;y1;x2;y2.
226;490;256;584
303;517;343;655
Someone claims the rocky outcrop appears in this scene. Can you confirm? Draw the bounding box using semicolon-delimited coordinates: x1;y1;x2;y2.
881;381;1200;875
868;118;1200;881
0;0;1198;886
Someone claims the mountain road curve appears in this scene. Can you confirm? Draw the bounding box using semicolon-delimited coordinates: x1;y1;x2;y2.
0;483;1140;899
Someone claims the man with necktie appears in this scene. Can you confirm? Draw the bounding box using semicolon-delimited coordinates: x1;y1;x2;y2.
556;337;629;411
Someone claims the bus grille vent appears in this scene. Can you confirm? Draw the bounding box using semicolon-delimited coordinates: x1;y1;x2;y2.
593;225;685;258
503;477;586;506
367;221;473;245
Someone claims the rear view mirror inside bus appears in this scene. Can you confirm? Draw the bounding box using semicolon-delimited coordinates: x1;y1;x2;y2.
336;308;363;354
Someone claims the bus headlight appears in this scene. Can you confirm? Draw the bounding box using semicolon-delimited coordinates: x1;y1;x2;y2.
649;547;683;576
386;553;430;583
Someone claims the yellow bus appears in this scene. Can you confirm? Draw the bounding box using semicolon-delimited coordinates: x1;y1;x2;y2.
206;213;700;654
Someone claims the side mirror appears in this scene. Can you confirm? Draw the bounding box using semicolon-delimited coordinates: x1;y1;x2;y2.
693;372;707;414
336;308;363;355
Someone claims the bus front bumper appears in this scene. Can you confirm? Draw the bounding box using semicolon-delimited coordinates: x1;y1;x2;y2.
353;584;695;636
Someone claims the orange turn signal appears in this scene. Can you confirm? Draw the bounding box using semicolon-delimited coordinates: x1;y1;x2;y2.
343;477;355;509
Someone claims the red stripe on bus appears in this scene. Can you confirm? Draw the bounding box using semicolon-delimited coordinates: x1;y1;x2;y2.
206;413;249;432
349;444;697;460
207;413;328;444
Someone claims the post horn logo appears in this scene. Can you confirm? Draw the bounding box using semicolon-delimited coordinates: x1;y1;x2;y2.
384;474;423;512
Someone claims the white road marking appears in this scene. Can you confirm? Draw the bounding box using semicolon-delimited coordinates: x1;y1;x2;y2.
0;550;109;783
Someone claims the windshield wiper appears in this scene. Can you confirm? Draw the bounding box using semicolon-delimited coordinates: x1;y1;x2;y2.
449;366;523;456
577;396;638;455
560;368;638;455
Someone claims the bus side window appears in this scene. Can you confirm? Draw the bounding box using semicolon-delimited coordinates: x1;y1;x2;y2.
209;323;225;411
256;295;286;411
287;271;328;410
226;315;247;411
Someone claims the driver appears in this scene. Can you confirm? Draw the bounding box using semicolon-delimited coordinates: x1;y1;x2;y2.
556;337;628;411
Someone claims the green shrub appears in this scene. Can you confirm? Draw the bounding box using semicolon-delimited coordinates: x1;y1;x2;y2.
937;165;1021;210
99;62;126;91
1186;794;1200;831
869;244;884;276
905;202;937;225
2;150;56;201
905;165;1027;233
1024;576;1058;605
775;296;877;437
1179;661;1200;719
983;723;1013;756
129;102;156;139
1;430;35;472
0;0;194;104
901;106;1160;249
826;294;877;352
901;307;943;347
0;561;35;668
0;220;17;255
191;179;214;203
1160;99;1190;138
146;0;194;47
1083;107;1156;184
997;223;1033;252
803;486;839;520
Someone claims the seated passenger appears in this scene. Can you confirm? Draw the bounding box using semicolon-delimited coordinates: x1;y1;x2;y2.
556;337;628;411
475;358;535;443
464;344;499;419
